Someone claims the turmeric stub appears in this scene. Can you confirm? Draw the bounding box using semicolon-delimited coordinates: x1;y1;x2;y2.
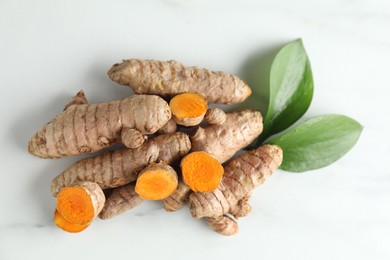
135;162;178;200
170;93;208;126
181;151;224;192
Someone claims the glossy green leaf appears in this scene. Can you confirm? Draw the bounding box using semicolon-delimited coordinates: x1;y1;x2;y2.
262;39;314;141
268;115;363;172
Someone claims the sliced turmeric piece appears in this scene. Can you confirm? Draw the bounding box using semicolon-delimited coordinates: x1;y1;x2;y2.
169;93;208;126
135;162;178;200
54;209;90;233
181;151;224;192
56;182;105;225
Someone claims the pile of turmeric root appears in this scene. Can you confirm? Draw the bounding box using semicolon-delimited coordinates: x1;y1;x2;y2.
28;59;283;236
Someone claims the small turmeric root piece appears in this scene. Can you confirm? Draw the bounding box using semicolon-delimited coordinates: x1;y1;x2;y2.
99;183;143;219
28;93;171;158
169;93;207;126
181;151;224;192
189;144;283;220
205;215;238;236
162;180;192;212
107;59;252;104
135;162;178;200
63;90;88;110
157;118;177;134
204;108;226;125
191;110;263;163
56;181;105;225
54;209;90;233
121;128;147;149
51;132;191;196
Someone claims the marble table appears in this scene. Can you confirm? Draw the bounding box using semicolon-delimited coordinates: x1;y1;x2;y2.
0;0;389;259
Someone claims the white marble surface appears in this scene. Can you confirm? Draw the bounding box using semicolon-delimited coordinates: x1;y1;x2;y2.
1;0;389;259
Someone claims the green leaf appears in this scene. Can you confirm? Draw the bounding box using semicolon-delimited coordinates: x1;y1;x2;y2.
268;114;363;172
261;39;314;142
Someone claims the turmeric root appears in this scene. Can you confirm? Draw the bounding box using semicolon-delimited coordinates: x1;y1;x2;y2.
107;59;252;104
56;181;105;225
28;93;171;158
169;93;208;126
99;183;143;219
191;110;263;163
181;151;224;192
135;162;178;200
205;215;238;236
51;132;191;196
54;209;90;233
162;180;191;212
204;108;226;125
157;119;177;134
189;144;282;235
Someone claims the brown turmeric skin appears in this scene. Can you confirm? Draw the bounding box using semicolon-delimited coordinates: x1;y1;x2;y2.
28;92;171;158
107;59;252;104
191;110;263;163
189;144;283;235
162;180;191;212
51;132;191;196
99;183;143;220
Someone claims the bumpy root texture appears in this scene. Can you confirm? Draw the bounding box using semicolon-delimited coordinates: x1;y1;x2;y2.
99;183;143;219
157;119;177;134
51;132;191;196
181;151;224;192
169;93;207;126
28;93;171;158
204;108;226;125
64;90;88;110
162;180;192;212
54;209;90;233
189;144;283;219
135;162;178;200
206;215;239;236
56;181;105;225
107;59;252;104
191;110;263;164
121;128;146;149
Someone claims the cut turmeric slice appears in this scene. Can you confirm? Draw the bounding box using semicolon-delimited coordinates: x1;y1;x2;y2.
56;182;105;225
181;151;224;192
54;209;90;233
169;93;207;126
135;162;178;200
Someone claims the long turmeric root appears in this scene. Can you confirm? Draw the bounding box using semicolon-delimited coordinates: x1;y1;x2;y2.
99;183;143;220
56;181;105;226
51;132;191;196
191;110;263;163
28;92;171;158
189;144;283;235
107;59;252;104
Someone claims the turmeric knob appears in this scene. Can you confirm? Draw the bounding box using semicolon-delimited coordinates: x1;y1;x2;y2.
169;93;208;126
205;108;226;125
54;209;90;233
181;151;224;192
56;181;105;225
135;162;178;200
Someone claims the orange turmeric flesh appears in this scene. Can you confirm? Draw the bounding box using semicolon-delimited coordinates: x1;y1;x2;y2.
181;151;224;192
135;165;178;200
169;93;207;126
56;186;95;225
54;209;90;233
